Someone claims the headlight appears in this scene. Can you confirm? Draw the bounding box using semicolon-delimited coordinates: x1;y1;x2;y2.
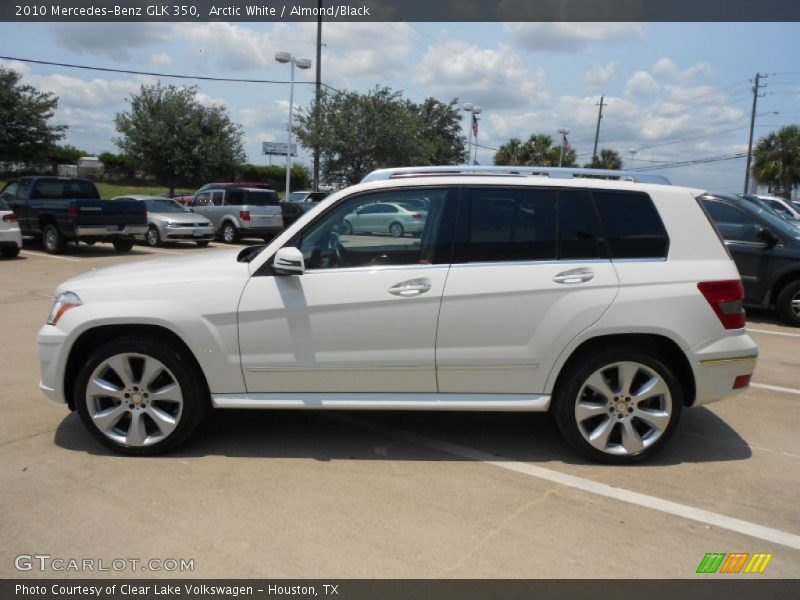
165;221;181;228
47;292;82;326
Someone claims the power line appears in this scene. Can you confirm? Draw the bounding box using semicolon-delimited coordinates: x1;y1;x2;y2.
633;153;747;172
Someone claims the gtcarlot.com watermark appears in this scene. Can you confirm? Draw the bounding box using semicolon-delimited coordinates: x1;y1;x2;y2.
15;554;194;573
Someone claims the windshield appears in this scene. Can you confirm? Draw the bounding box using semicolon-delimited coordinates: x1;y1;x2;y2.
286;192;307;202
143;199;188;213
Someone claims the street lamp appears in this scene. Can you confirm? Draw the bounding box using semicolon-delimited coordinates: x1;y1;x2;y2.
463;102;482;164
557;127;570;168
628;148;638;169
275;51;312;197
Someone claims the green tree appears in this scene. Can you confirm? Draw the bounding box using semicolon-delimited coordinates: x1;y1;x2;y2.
114;83;245;196
584;148;622;170
295;86;467;184
98;151;137;181
0;66;66;163
48;144;87;166
494;134;576;167
752;125;800;198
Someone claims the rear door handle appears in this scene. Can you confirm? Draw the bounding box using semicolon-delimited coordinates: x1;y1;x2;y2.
553;267;594;284
389;278;432;297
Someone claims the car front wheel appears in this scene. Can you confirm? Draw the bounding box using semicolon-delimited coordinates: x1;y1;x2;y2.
145;225;161;247
112;238;135;252
389;222;404;237
74;336;208;455
776;279;800;327
553;346;683;464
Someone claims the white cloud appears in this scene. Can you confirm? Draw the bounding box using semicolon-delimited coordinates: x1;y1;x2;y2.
148;53;173;67
504;22;645;52
652;57;714;83
47;23;173;60
584;61;617;88
625;71;660;97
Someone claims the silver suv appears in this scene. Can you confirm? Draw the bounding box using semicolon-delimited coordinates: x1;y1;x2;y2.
192;187;283;243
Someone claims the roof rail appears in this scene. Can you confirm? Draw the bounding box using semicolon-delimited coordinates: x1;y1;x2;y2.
361;165;672;185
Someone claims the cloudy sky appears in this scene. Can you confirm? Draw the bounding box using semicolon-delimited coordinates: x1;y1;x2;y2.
2;20;799;190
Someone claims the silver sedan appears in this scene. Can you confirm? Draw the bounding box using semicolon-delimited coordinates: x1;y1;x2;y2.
343;202;427;237
113;196;216;247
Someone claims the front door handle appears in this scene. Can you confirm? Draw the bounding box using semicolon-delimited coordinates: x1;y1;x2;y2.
389;278;432;297
553;267;594;284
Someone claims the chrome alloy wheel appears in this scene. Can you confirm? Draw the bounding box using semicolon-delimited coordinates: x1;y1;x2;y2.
84;353;184;447
574;361;672;456
792;290;800;319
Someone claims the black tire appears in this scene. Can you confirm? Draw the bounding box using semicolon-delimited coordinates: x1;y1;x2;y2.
0;245;20;258
553;345;683;465
221;222;238;244
43;224;67;254
776;279;800;327
196;240;210;248
389;222;404;237
112;238;135;252
74;336;209;456
145;225;161;247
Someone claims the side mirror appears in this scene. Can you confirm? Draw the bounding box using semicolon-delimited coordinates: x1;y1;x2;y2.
757;227;779;247
273;247;305;275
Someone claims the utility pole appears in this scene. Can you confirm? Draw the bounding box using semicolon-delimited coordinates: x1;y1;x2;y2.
592;95;605;165
313;0;322;192
744;73;768;194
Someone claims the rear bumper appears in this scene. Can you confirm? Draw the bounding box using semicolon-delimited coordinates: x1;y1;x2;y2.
75;224;148;237
237;226;283;237
0;227;22;247
689;330;758;407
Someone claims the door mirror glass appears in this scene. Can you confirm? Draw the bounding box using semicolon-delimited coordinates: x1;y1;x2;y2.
274;246;305;275
757;227;780;247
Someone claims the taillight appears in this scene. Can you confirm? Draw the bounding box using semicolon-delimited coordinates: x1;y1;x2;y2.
239;211;250;222
697;280;746;329
411;213;423;220
2;213;16;222
733;374;752;390
68;205;79;224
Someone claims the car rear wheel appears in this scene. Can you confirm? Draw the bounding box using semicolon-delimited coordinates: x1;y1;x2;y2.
553;346;683;464
389;222;404;237
112;238;135;252
145;225;161;247
74;336;208;456
221;222;238;244
776;279;800;327
43;224;66;254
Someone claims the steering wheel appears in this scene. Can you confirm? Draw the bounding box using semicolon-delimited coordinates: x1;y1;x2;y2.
327;231;349;267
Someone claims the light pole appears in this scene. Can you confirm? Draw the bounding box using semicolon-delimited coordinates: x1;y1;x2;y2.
275;51;311;197
557;128;570;167
628;148;638;170
463;102;482;164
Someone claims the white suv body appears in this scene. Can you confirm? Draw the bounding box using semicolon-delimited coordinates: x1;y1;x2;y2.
37;171;757;462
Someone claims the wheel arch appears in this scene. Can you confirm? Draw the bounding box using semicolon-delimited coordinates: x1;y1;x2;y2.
63;324;209;410
549;333;696;408
769;268;800;307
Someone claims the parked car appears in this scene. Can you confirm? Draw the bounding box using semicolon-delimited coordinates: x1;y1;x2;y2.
38;167;757;463
279;201;317;228
343;201;427;237
112;196;215;247
700;192;800;326
0;177;146;254
174;183;274;206
0;197;22;258
755;194;800;222
739;194;800;228
285;191;329;203
191;187;283;243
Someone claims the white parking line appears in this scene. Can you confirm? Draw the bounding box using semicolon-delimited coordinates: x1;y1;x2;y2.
20;250;81;262
751;382;800;396
748;327;800;338
331;414;800;551
140;247;183;255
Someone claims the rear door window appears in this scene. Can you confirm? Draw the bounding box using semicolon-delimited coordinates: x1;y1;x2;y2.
558;190;605;260
701;199;761;244
593;191;669;259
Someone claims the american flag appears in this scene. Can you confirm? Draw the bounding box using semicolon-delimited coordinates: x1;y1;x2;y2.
472;113;479;137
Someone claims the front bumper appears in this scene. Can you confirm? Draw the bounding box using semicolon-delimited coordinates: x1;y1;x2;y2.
37;324;69;404
163;225;215;241
689;329;758;406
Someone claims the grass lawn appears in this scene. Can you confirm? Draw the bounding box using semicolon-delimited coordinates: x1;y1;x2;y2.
1;180;286;200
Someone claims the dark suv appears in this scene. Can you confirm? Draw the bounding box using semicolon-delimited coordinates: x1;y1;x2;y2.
700;192;800;326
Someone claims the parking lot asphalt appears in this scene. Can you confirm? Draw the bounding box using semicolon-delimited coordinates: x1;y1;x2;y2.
1;240;799;579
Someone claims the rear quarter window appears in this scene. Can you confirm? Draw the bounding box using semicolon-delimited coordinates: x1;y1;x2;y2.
593;190;669;259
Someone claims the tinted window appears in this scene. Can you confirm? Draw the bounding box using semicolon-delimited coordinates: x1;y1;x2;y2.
211;192;224;206
0;198;8;210
593;191;669;259
468;188;557;262
193;192;212;207
701;199;760;243
243;190;280;206
31;179;99;200
558;190;604;260
294;188;453;269
2;182;19;198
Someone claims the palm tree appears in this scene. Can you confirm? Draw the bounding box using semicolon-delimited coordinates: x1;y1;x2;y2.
494;134;576;167
494;137;526;165
752;125;800;198
584;148;622;170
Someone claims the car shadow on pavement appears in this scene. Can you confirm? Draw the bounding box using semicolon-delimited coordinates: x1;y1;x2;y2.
745;307;795;329
54;405;751;466
23;240;156;258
